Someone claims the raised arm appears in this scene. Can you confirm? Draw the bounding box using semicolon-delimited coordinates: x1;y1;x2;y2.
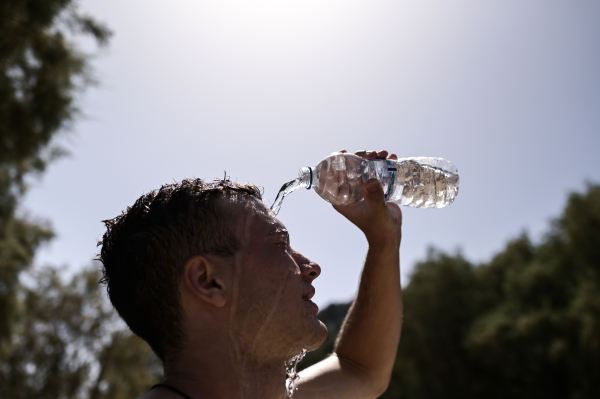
296;150;403;399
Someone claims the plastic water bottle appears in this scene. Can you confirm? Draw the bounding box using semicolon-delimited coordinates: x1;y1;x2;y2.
297;152;460;208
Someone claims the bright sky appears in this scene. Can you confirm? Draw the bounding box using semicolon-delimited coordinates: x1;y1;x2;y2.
23;0;600;308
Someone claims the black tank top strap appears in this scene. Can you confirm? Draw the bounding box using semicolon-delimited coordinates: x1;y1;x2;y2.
151;383;194;399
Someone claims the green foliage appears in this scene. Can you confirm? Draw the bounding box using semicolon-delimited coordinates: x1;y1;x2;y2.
311;184;600;399
460;184;600;399
385;250;484;399
0;0;111;221
0;0;112;342
0;2;162;398
0;266;162;399
0;216;53;352
0;0;110;347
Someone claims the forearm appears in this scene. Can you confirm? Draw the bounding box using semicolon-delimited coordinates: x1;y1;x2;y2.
334;241;403;390
296;153;404;398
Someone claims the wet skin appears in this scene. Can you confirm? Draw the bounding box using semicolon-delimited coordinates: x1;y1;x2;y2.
226;196;328;362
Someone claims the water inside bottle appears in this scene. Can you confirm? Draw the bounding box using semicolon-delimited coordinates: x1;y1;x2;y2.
392;159;460;208
270;177;303;215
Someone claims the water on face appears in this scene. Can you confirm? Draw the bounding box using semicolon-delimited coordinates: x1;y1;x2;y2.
285;349;307;398
270;177;303;215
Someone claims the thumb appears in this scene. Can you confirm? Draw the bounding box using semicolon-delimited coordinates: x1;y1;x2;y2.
363;178;386;206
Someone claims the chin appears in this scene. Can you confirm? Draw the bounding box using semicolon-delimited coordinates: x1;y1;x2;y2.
305;319;328;352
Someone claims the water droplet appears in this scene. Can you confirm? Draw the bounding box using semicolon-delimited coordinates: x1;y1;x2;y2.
285;348;307;398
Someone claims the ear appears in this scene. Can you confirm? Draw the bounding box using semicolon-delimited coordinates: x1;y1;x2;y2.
182;255;228;308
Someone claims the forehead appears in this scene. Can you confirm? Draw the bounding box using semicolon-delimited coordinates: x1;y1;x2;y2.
220;194;287;243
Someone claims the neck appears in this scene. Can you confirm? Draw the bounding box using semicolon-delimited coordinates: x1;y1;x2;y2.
162;333;291;399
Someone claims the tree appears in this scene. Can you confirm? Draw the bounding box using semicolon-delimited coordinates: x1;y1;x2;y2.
3;266;161;399
385;250;484;399
464;184;600;398
1;3;163;398
0;0;111;350
0;0;111;220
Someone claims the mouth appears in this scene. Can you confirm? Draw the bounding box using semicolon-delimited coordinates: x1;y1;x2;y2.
303;286;318;313
303;285;316;301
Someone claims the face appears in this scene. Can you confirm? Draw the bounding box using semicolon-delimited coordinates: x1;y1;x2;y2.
224;196;328;362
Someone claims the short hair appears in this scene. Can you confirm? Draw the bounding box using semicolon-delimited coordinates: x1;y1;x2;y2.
97;178;262;364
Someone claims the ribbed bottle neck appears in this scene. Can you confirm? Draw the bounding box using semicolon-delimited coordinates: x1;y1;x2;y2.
298;166;313;189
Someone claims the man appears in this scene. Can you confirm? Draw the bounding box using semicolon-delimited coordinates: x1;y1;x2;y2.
98;150;403;399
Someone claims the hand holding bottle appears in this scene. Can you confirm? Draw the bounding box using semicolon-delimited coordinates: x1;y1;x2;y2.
350;149;398;161
332;150;403;250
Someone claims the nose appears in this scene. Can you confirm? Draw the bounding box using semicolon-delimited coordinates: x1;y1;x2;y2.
293;250;321;281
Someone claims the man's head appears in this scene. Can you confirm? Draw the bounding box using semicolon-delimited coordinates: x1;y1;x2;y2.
97;178;262;363
98;178;326;367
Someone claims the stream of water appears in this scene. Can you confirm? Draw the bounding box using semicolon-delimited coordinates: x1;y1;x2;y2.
285;349;307;398
270;177;303;215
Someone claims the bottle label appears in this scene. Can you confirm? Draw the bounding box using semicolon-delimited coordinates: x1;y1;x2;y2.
361;159;397;201
385;160;397;201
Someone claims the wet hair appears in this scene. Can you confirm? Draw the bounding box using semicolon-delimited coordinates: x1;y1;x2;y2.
97;178;262;364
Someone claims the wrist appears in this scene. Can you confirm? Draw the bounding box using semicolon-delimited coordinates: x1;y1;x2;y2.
366;234;401;252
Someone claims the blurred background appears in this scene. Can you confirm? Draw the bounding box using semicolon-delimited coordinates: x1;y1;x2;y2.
20;0;600;306
1;1;599;398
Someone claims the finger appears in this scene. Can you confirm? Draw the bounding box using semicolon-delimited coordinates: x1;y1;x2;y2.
354;150;367;159
376;150;389;159
388;153;398;160
355;150;378;159
363;178;386;206
339;149;347;153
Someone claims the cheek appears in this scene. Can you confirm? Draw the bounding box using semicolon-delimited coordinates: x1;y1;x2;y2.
253;248;300;282
238;252;295;304
235;248;305;327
